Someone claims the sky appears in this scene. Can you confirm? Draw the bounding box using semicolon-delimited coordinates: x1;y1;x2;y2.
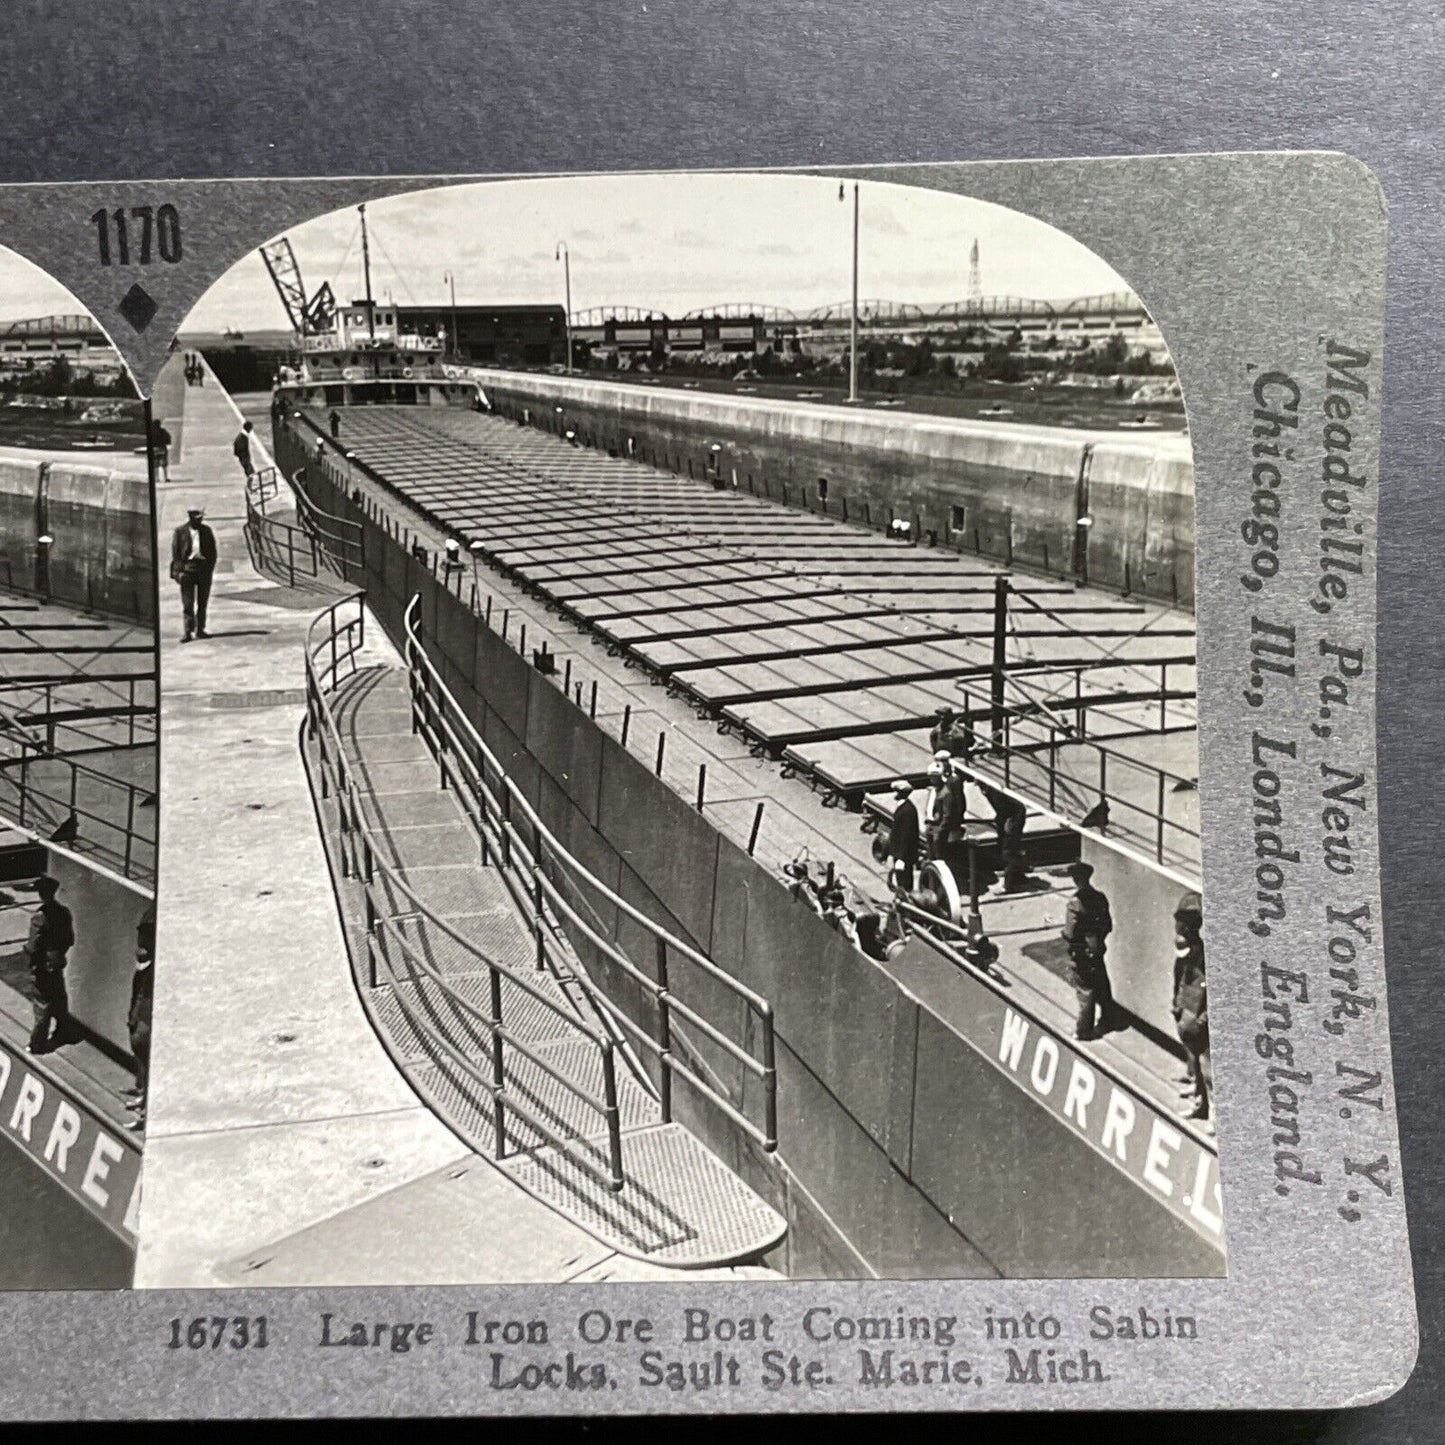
0;248;85;323
0;172;1136;331
186;172;1133;333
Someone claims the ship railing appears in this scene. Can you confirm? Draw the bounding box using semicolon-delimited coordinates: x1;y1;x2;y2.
304;593;630;1193
955;670;1199;878
0;672;156;756
961;653;1196;742
0;733;155;888
244;464;365;588
403;594;779;1156
273;374;487;405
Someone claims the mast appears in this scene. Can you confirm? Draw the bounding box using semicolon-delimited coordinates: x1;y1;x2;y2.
359;204;376;340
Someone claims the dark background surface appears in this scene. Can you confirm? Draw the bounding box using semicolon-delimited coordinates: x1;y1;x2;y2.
2;2;1440;1436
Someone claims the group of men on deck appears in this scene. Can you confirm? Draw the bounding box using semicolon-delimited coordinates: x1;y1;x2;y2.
877;703;1211;1123
882;704;1029;896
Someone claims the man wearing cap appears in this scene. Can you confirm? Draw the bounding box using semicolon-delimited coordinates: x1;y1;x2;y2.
1061;860;1122;1040
170;505;217;642
1171;891;1211;1123
884;780;921;892
934;749;968;834
26;875;77;1054
924;760;963;861
929;705;973;761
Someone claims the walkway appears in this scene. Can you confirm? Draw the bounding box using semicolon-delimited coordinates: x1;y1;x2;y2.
136;356;774;1285
309;663;784;1266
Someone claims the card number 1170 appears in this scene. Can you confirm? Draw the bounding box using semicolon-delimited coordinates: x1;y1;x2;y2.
91;205;182;266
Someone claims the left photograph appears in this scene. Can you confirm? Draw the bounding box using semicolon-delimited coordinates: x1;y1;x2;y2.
0;247;154;1287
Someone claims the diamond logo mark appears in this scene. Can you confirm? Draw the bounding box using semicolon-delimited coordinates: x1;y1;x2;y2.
117;283;158;333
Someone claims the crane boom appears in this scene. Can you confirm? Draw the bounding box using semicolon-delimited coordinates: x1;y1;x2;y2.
259;237;336;340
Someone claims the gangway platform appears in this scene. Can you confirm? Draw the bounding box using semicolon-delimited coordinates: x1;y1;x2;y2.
304;608;785;1267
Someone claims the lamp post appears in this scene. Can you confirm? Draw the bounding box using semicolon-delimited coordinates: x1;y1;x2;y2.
839;181;859;404
443;270;458;359
555;241;572;374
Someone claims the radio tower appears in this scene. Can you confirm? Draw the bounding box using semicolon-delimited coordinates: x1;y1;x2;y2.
967;238;982;310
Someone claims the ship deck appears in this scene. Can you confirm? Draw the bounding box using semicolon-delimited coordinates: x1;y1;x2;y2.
295;397;1203;1121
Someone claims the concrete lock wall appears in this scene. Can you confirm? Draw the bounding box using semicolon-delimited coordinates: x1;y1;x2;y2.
474;371;1195;608
0;456;153;622
0;458;43;594
297;441;1221;1278
1084;442;1195;604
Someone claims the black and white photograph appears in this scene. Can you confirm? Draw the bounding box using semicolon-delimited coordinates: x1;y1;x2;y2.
0;245;154;1288
134;172;1215;1288
0;0;1435;1421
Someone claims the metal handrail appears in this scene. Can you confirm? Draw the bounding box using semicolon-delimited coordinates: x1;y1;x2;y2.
293;469;366;571
246;464;283;513
978;644;1196;738
302;592;627;1191
275;375;486;400
956;675;1199;872
0;734;155;885
0;674;156;755
403;593;779;1154
244;463;365;587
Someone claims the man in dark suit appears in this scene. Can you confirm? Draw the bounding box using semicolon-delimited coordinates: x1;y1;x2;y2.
26;874;76;1054
979;779;1031;892
233;421;256;476
149;416;172;483
924;759;963;861
934;749;968;827
884;778;920;892
170;505;217;642
1061;861;1123;1040
1171;891;1210;1124
929;704;974;760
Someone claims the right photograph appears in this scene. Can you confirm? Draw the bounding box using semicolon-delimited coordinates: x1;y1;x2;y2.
137;171;1214;1287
